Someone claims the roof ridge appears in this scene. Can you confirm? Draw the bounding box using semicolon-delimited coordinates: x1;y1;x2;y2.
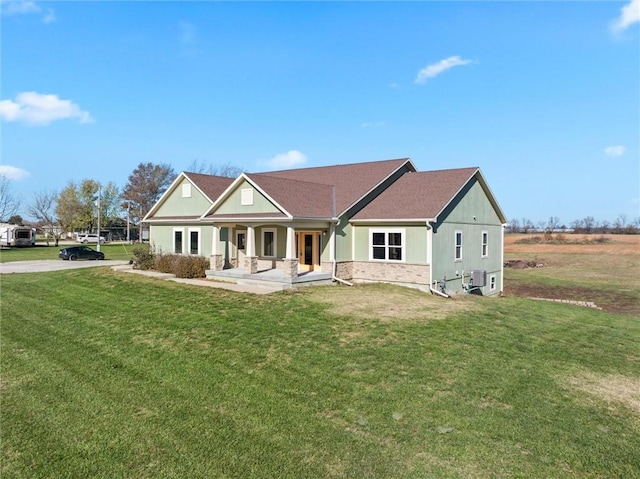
251;157;410;175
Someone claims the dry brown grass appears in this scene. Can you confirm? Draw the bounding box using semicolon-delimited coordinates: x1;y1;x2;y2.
505;234;640;256
303;283;478;322
565;373;640;417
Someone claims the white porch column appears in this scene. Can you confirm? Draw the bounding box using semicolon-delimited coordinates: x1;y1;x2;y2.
209;225;223;271
246;225;255;257
285;226;295;259
211;225;219;256
244;225;257;274
283;225;298;279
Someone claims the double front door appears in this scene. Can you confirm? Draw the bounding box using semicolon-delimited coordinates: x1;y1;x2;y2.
297;232;322;272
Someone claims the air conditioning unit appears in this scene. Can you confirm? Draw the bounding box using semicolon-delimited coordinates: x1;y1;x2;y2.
470;270;487;287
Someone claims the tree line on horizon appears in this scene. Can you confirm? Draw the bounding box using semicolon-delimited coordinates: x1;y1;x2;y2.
506;215;640;235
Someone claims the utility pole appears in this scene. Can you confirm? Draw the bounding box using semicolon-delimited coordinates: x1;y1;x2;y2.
97;185;101;252
126;200;130;243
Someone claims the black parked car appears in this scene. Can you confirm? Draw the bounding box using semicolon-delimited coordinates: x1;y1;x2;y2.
59;246;105;261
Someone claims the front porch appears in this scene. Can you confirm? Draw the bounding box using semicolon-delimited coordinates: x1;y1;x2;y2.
207;221;335;290
206;267;333;291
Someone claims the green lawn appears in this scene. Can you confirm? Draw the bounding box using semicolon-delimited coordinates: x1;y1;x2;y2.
1;269;638;478
0;243;136;263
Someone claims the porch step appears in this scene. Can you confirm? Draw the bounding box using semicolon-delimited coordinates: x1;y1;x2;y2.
205;269;333;290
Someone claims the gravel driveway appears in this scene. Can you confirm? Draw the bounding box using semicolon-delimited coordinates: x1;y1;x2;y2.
0;260;129;274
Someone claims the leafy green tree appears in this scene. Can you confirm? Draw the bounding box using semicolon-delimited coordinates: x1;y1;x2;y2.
6;214;24;225
55;181;83;236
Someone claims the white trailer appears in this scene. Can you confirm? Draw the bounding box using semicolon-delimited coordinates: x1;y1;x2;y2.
0;223;36;247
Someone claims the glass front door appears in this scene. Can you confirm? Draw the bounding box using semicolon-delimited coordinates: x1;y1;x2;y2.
297;232;322;271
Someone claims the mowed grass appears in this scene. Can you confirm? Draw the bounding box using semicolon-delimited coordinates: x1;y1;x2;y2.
0;243;135;263
2;265;639;478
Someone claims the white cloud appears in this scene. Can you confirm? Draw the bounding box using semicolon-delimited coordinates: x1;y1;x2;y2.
2;0;40;15
0;91;93;125
268;150;308;169
604;145;625;157
415;56;473;84
611;0;640;32
0;165;30;181
1;0;55;23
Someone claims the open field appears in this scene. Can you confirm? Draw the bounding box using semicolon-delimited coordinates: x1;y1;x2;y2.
504;234;640;316
1;252;639;478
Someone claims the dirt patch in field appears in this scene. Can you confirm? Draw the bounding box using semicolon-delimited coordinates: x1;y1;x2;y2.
566;373;640;417
505;234;640;256
304;283;478;321
503;279;639;316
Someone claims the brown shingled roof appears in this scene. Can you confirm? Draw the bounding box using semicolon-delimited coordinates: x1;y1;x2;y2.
245;174;335;218
183;172;234;202
253;158;414;215
351;167;479;220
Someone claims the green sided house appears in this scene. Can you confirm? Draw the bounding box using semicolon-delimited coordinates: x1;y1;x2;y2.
143;158;507;295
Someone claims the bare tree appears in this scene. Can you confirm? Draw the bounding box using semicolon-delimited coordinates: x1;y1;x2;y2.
0;175;20;222
521;217;534;234
122;162;177;240
613;214;627;234
29;190;59;245
546;216;560;233
582;216;596;234
187;159;244;178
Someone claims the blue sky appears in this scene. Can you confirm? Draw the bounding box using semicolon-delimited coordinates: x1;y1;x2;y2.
1;0;639;226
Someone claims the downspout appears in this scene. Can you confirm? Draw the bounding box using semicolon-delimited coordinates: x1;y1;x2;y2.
427;220;449;298
333;260;353;286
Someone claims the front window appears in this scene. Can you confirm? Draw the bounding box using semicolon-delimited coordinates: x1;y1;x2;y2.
262;228;276;257
490;275;497;291
370;229;404;262
455;231;463;261
174;229;184;254
189;229;200;255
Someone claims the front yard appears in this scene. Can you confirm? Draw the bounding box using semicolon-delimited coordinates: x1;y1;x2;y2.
1;268;638;478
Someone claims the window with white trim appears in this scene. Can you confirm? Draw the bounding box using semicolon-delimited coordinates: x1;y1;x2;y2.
189;228;200;255
182;183;192;198
173;228;184;254
241;188;254;206
370;229;404;262
481;231;489;258
490;274;497;291
455;231;463;261
262;228;276;257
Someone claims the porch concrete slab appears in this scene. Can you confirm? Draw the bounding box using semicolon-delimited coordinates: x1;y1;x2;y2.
206;267;332;289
